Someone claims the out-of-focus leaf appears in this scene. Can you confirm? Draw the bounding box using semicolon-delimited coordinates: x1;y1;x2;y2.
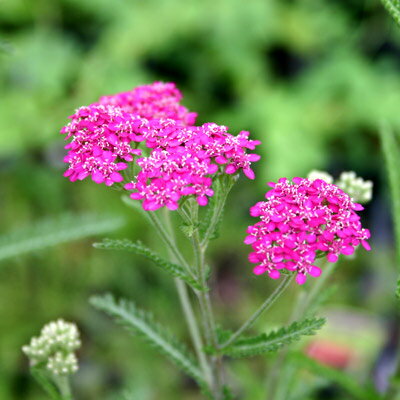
93;239;204;291
0;213;124;263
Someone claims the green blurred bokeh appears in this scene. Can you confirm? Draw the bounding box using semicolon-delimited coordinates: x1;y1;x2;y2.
1;0;399;399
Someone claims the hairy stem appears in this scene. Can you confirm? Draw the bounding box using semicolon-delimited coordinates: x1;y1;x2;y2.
267;261;334;400
190;200;226;399
220;274;293;349
147;210;213;388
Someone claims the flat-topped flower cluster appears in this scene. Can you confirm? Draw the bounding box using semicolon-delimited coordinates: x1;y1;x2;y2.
61;82;260;211
245;177;371;284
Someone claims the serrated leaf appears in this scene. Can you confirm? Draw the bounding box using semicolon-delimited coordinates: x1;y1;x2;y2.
222;318;325;358
381;0;400;27
0;213;124;263
30;367;63;400
93;239;204;291
90;294;209;393
200;175;236;243
290;353;379;400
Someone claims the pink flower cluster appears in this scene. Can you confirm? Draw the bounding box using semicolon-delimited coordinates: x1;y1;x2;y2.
98;81;197;126
245;177;371;284
61;82;261;210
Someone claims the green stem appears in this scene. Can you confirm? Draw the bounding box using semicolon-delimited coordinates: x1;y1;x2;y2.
190;200;225;399
220;274;293;349
53;375;73;400
146;210;213;388
146;210;195;279
268;261;334;400
161;210;213;388
174;278;214;387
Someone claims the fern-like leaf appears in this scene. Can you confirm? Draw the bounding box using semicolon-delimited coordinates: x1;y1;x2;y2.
0;213;124;263
381;0;400;27
222;318;325;358
93;239;204;291
290;353;379;400
90;294;208;392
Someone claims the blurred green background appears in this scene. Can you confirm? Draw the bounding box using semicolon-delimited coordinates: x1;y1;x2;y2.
1;0;399;399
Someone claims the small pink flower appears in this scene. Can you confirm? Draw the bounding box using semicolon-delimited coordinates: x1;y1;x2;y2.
245;178;370;284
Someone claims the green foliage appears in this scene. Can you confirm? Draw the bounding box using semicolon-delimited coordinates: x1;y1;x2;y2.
381;0;400;27
30;367;63;400
200;175;236;243
93;239;204;291
380;124;400;269
290;353;380;400
0;213;124;263
90;294;207;391
222;318;325;358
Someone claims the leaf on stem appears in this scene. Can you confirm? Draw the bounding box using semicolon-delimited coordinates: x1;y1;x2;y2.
289;352;379;400
200;175;236;243
0;213;124;263
93;239;205;291
381;0;400;27
30;367;63;400
221;317;325;358
90;294;208;391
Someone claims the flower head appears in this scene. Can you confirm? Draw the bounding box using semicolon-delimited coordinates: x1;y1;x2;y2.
61;82;261;211
245;177;370;284
22;319;81;376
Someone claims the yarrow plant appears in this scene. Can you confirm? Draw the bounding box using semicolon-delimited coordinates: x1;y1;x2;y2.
25;82;373;400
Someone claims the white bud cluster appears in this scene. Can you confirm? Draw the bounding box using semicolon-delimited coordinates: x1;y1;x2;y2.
336;171;373;204
22;319;81;376
307;170;334;184
47;352;79;376
307;170;373;204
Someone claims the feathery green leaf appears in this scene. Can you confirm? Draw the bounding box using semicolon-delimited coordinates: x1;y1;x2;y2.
93;239;204;291
381;0;400;27
90;294;208;392
0;213;124;263
222;317;325;358
290;352;379;400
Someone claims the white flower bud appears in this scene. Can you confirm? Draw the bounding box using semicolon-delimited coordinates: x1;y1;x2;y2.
47;352;79;376
307;170;334;184
336;171;373;204
23;319;80;376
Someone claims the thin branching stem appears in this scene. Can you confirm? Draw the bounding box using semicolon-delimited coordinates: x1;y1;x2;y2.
146;210;213;388
189;200;226;399
220;274;293;349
